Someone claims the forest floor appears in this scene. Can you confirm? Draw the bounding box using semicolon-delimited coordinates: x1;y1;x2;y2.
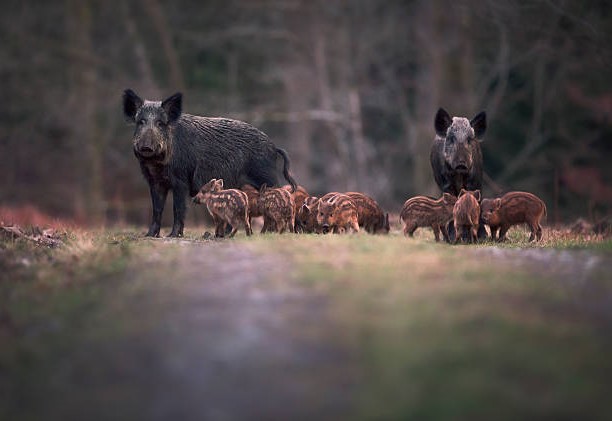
1;225;611;420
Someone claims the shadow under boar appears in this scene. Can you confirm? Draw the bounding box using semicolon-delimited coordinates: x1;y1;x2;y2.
317;193;359;234
193;179;252;238
400;193;457;242
430;108;487;240
123;89;297;238
345;192;389;234
453;189;481;244
258;184;295;234
481;191;547;242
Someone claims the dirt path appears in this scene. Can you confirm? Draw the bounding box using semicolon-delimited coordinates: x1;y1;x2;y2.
87;240;357;420
5;236;611;420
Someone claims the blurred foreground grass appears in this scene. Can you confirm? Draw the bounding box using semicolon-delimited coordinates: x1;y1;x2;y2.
1;226;611;420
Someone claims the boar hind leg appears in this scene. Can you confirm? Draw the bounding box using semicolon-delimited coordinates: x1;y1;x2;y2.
447;221;457;243
471;226;478;244
528;222;542;242
477;223;488;240
497;225;510;242
536;224;543;241
404;223;417;237
440;224;451;243
432;225;441;242
146;184;169;237
213;216;224;238
243;212;253;236
489;225;499;241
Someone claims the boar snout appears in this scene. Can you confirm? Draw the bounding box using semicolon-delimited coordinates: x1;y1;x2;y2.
454;161;469;172
138;145;156;157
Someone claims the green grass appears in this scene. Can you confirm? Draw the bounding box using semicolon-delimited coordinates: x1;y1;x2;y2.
246;233;612;420
1;227;611;420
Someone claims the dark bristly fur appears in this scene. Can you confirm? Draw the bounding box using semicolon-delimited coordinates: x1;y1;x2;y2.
481;191;547;242
317;193;360;234
345;192;389;234
453;189;481;244
193;179;252;238
123;89;297;238
258;184;295;234
430;108;487;241
400;193;457;242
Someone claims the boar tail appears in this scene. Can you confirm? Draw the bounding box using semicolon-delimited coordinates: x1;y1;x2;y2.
276;147;297;192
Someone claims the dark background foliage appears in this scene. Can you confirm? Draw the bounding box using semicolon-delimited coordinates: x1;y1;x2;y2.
1;0;611;226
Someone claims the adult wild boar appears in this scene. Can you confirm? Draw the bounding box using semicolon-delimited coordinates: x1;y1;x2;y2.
430;108;487;240
123;89;297;237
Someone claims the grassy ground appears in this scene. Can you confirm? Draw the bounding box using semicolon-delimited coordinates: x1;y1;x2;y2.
1;225;611;420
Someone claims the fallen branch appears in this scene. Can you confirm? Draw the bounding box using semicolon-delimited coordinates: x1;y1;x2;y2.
0;224;64;248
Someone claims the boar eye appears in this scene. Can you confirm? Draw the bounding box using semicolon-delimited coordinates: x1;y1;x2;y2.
447;135;455;144
138;118;146;126
155;120;165;128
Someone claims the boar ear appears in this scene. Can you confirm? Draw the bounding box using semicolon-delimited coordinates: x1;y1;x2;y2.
161;92;182;123
123;89;143;122
473;190;481;202
470;111;487;140
459;188;467;197
435;108;452;137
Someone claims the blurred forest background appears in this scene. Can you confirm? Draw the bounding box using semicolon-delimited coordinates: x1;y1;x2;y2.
1;0;611;227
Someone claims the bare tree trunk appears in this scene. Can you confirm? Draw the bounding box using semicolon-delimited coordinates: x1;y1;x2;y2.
348;88;367;191
67;0;105;225
413;0;442;196
141;0;185;91
312;19;348;189
122;1;160;96
280;65;313;188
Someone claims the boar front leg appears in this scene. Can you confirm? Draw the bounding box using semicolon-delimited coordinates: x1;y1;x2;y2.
146;183;169;237
169;184;188;237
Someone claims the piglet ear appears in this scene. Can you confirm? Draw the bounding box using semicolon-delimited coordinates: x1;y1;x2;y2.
259;183;268;194
473;190;481;202
443;193;455;204
494;198;502;209
435;108;452;137
216;179;224;190
161;92;182;123
459;188;467;197
470;111;487;140
123;89;143;122
301;203;310;214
